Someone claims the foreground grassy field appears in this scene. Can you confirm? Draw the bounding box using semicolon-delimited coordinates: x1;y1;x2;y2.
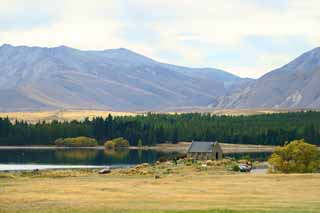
1;162;320;213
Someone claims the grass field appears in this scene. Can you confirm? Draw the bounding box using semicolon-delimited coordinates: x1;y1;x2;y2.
150;142;275;154
1;164;320;213
0;109;315;123
0;110;136;123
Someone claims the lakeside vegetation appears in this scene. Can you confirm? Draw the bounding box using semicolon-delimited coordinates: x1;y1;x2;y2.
268;139;320;173
0;111;320;146
54;136;98;147
104;137;130;149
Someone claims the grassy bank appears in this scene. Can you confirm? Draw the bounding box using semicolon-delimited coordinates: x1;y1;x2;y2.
129;142;275;154
1;161;320;213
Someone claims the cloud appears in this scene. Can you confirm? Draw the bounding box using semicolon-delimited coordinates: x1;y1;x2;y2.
0;0;61;31
119;0;320;77
0;0;124;49
0;0;319;78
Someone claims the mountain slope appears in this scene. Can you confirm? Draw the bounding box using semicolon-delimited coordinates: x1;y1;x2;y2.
0;44;240;111
162;64;242;89
216;47;320;108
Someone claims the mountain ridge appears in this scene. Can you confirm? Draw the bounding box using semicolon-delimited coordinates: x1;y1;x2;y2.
0;44;241;111
2;44;320;111
216;46;320;109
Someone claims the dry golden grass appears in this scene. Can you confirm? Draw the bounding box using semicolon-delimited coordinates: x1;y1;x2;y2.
0;110;136;123
219;143;275;153
0;165;320;213
149;142;275;154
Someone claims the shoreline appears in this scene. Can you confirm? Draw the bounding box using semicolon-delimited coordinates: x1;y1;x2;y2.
0;142;276;153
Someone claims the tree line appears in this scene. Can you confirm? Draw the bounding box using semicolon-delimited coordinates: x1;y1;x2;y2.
0;111;320;146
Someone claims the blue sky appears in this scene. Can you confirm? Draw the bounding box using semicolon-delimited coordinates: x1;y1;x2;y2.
0;0;319;78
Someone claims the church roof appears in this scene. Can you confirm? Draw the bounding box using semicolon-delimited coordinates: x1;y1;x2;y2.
187;141;218;153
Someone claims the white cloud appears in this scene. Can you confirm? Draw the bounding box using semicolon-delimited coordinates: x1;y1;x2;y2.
0;0;124;49
0;0;320;78
126;0;320;77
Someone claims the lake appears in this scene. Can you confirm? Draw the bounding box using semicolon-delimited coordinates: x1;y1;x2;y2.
0;148;271;171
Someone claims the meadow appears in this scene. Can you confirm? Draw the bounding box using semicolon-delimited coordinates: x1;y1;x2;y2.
1;163;320;213
0;110;136;123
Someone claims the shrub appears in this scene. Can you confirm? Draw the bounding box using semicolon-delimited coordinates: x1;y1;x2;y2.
232;164;240;172
268;139;320;173
225;162;240;172
54;137;98;147
54;138;64;146
104;140;115;149
104;137;130;150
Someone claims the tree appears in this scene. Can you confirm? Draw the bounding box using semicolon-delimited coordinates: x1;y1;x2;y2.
92;117;105;141
54;136;98;147
268;139;320;173
171;127;179;144
105;114;113;139
104;137;130;150
1;111;320;146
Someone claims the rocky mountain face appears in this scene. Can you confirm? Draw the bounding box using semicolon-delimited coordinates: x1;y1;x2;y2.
216;47;320;108
0;44;241;111
162;64;241;90
1;44;319;112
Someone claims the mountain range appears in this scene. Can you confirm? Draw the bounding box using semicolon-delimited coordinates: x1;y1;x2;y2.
0;44;242;111
0;44;319;111
216;47;320;109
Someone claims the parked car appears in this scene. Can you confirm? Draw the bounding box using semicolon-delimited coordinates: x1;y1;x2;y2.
239;164;252;172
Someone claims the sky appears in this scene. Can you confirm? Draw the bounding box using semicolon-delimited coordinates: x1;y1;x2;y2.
0;0;320;78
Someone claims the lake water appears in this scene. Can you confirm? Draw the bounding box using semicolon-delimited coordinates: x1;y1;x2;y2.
0;148;271;171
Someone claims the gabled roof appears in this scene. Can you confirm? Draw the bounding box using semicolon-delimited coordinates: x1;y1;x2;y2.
187;141;218;153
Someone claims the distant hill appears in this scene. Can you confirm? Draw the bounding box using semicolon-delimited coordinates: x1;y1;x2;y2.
0;44;241;111
216;47;320;108
162;64;242;89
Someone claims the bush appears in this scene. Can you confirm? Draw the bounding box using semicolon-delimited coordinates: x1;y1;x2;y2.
104;140;115;149
225;162;240;172
54;137;98;147
104;137;130;150
232;164;240;172
268;139;320;173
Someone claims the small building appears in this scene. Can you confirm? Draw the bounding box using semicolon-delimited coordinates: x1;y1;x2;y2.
187;141;223;160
